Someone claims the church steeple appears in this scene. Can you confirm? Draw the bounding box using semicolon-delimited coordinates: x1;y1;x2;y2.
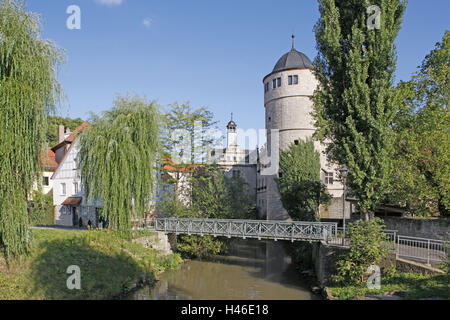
226;113;237;147
226;112;236;132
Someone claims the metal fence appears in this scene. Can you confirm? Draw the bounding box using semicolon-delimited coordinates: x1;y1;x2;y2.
328;228;448;265
327;228;397;247
396;235;447;265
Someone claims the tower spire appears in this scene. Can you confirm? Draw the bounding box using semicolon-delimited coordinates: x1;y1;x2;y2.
231;112;233;122
291;33;295;50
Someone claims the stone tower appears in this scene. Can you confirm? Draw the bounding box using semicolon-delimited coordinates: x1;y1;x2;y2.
259;36;346;221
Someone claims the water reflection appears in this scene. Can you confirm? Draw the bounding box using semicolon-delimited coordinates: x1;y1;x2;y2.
127;239;319;300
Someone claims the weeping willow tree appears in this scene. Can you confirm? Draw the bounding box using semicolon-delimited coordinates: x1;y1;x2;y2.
78;95;161;236
0;0;64;257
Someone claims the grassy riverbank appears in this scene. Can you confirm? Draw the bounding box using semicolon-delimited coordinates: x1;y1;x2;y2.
0;228;181;300
328;272;450;300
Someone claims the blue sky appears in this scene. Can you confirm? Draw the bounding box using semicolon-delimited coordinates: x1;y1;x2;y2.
27;0;449;147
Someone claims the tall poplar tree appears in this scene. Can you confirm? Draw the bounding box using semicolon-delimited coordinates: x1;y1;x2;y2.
78;95;161;236
0;0;64;257
312;0;407;218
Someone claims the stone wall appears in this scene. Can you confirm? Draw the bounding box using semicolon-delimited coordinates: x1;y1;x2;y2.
133;232;175;255
319;198;352;220
382;217;450;240
312;242;348;286
396;257;445;275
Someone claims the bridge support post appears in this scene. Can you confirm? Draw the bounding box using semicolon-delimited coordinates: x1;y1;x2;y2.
167;233;177;253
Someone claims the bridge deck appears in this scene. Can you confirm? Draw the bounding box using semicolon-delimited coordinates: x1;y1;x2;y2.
147;218;337;242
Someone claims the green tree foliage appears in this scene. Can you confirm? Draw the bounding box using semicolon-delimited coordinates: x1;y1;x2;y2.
159;165;255;258
46;116;85;146
312;0;407;218
333;218;390;285
79;94;161;236
161;102;218;165
276;139;330;221
29;190;54;226
191;166;255;220
387;31;450;216
0;0;64;257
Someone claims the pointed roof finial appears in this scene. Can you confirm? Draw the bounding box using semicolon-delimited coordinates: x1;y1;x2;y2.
291;33;295;50
231;112;233;121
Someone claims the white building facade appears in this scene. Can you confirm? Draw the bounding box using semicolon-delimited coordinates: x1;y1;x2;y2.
52;124;101;227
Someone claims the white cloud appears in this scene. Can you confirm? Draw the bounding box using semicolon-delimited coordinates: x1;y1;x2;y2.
142;18;153;29
95;0;123;6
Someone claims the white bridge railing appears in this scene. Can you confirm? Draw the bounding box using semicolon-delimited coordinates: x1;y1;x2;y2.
147;218;338;242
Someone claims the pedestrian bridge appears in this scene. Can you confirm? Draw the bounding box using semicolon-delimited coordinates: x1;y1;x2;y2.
147;218;337;242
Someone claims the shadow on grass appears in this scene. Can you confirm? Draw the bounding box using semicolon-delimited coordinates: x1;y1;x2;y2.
29;236;150;300
386;273;450;300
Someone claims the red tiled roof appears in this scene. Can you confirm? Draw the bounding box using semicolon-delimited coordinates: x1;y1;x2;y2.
43;149;58;171
66;122;89;143
62;197;82;206
39;148;58;171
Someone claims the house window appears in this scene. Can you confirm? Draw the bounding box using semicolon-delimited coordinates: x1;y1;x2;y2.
61;183;66;195
325;172;334;185
265;82;269;92
42;176;49;186
277;77;281;87
74;182;79;194
273;79;276;89
294;140;299;145
294;75;298;84
288;76;293;85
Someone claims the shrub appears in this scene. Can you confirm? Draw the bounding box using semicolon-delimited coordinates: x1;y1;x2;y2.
333;218;390;285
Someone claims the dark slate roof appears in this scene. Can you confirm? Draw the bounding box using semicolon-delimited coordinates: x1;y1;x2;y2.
272;48;313;72
227;120;236;129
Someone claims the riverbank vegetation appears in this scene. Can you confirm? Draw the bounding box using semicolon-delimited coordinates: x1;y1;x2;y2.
332;219;390;285
0;228;181;300
329;271;450;300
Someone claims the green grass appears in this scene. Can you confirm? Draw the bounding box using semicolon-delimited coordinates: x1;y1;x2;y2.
329;272;450;300
0;228;182;300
